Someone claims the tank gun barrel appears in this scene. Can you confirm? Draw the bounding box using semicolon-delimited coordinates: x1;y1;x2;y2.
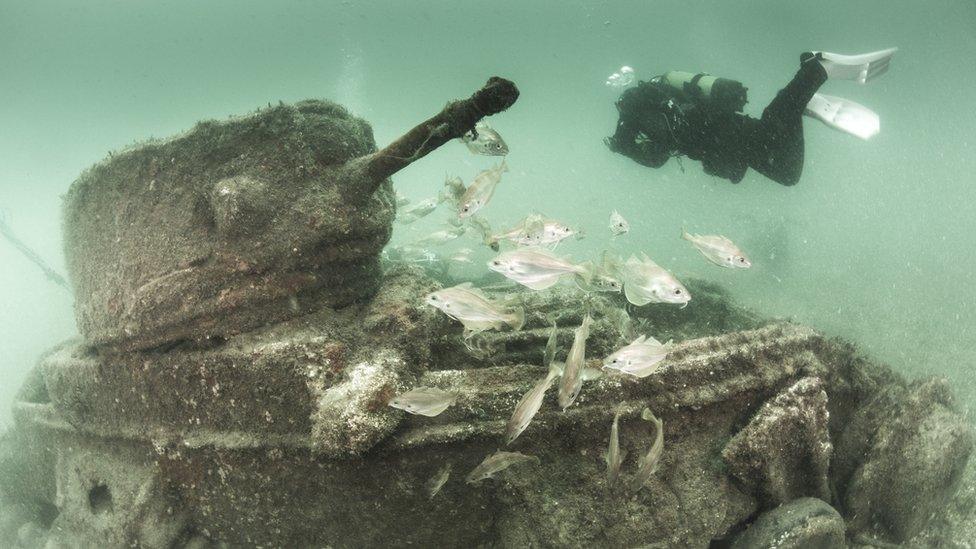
345;76;519;196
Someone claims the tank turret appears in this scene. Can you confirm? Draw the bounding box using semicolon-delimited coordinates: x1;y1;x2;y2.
63;78;519;351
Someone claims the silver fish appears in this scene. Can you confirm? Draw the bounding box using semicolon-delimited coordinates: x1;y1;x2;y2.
425;283;525;337
398;197;440;224
415;226;466;246
485;214;543;248
505;363;561;445
605;407;627;486
386;245;438;264
485;214;576;249
577;261;622;293
577;252;623;293
439;175;466;206
388;386;459;417
542;321;559;367
609;210;630;236
460;120;509;156
465;215;497;250
581;367;605;381
603;335;670;378
426;462;452;499
558;314;593;410
488;247;592;291
537;221;577;248
590;273;622;293
608;307;636;343
449;248;474;264
465;451;538;483
475;214;574;251
458;161;508;219
614;253;690;306
632;408;664;493
682;229;751;269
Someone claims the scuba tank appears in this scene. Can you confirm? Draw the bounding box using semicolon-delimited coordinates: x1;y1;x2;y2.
661;71;748;113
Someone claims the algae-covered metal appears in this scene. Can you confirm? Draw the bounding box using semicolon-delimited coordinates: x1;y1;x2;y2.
1;77;971;548
63;78;519;352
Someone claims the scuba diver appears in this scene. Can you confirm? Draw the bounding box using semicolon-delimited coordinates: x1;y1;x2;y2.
605;48;897;186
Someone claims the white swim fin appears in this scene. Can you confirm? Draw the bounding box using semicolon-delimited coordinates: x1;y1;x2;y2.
804;93;880;140
811;47;897;84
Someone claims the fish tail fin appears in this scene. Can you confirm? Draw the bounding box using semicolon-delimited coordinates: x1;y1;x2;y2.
581;367;603;381
641;407;663;430
641;407;657;423
575;260;595;286
581;313;594;330
572;274;592;293
681;227;692;241
466;215;499;251
483;230;501;252
507;307;526;331
546;363;562;382
601;251;621;275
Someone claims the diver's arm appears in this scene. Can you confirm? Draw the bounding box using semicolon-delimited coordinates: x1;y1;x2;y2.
605;119;669;168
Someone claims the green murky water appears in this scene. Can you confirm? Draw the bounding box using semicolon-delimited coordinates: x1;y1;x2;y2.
1;0;974;544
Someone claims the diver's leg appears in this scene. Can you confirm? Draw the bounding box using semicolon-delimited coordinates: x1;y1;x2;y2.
750;48;897;184
764;57;829;127
747;59;828;185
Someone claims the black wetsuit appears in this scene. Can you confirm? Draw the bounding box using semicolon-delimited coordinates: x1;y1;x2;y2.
606;59;828;186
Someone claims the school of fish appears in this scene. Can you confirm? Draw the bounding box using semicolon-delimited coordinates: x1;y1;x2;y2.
386;119;753;494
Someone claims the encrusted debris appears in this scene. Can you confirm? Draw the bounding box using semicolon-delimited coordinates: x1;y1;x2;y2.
722;376;833;507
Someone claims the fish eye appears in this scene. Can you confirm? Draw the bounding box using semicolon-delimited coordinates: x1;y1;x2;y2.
674;289;682;295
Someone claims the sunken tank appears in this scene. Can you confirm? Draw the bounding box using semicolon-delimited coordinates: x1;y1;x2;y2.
1;78;973;548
